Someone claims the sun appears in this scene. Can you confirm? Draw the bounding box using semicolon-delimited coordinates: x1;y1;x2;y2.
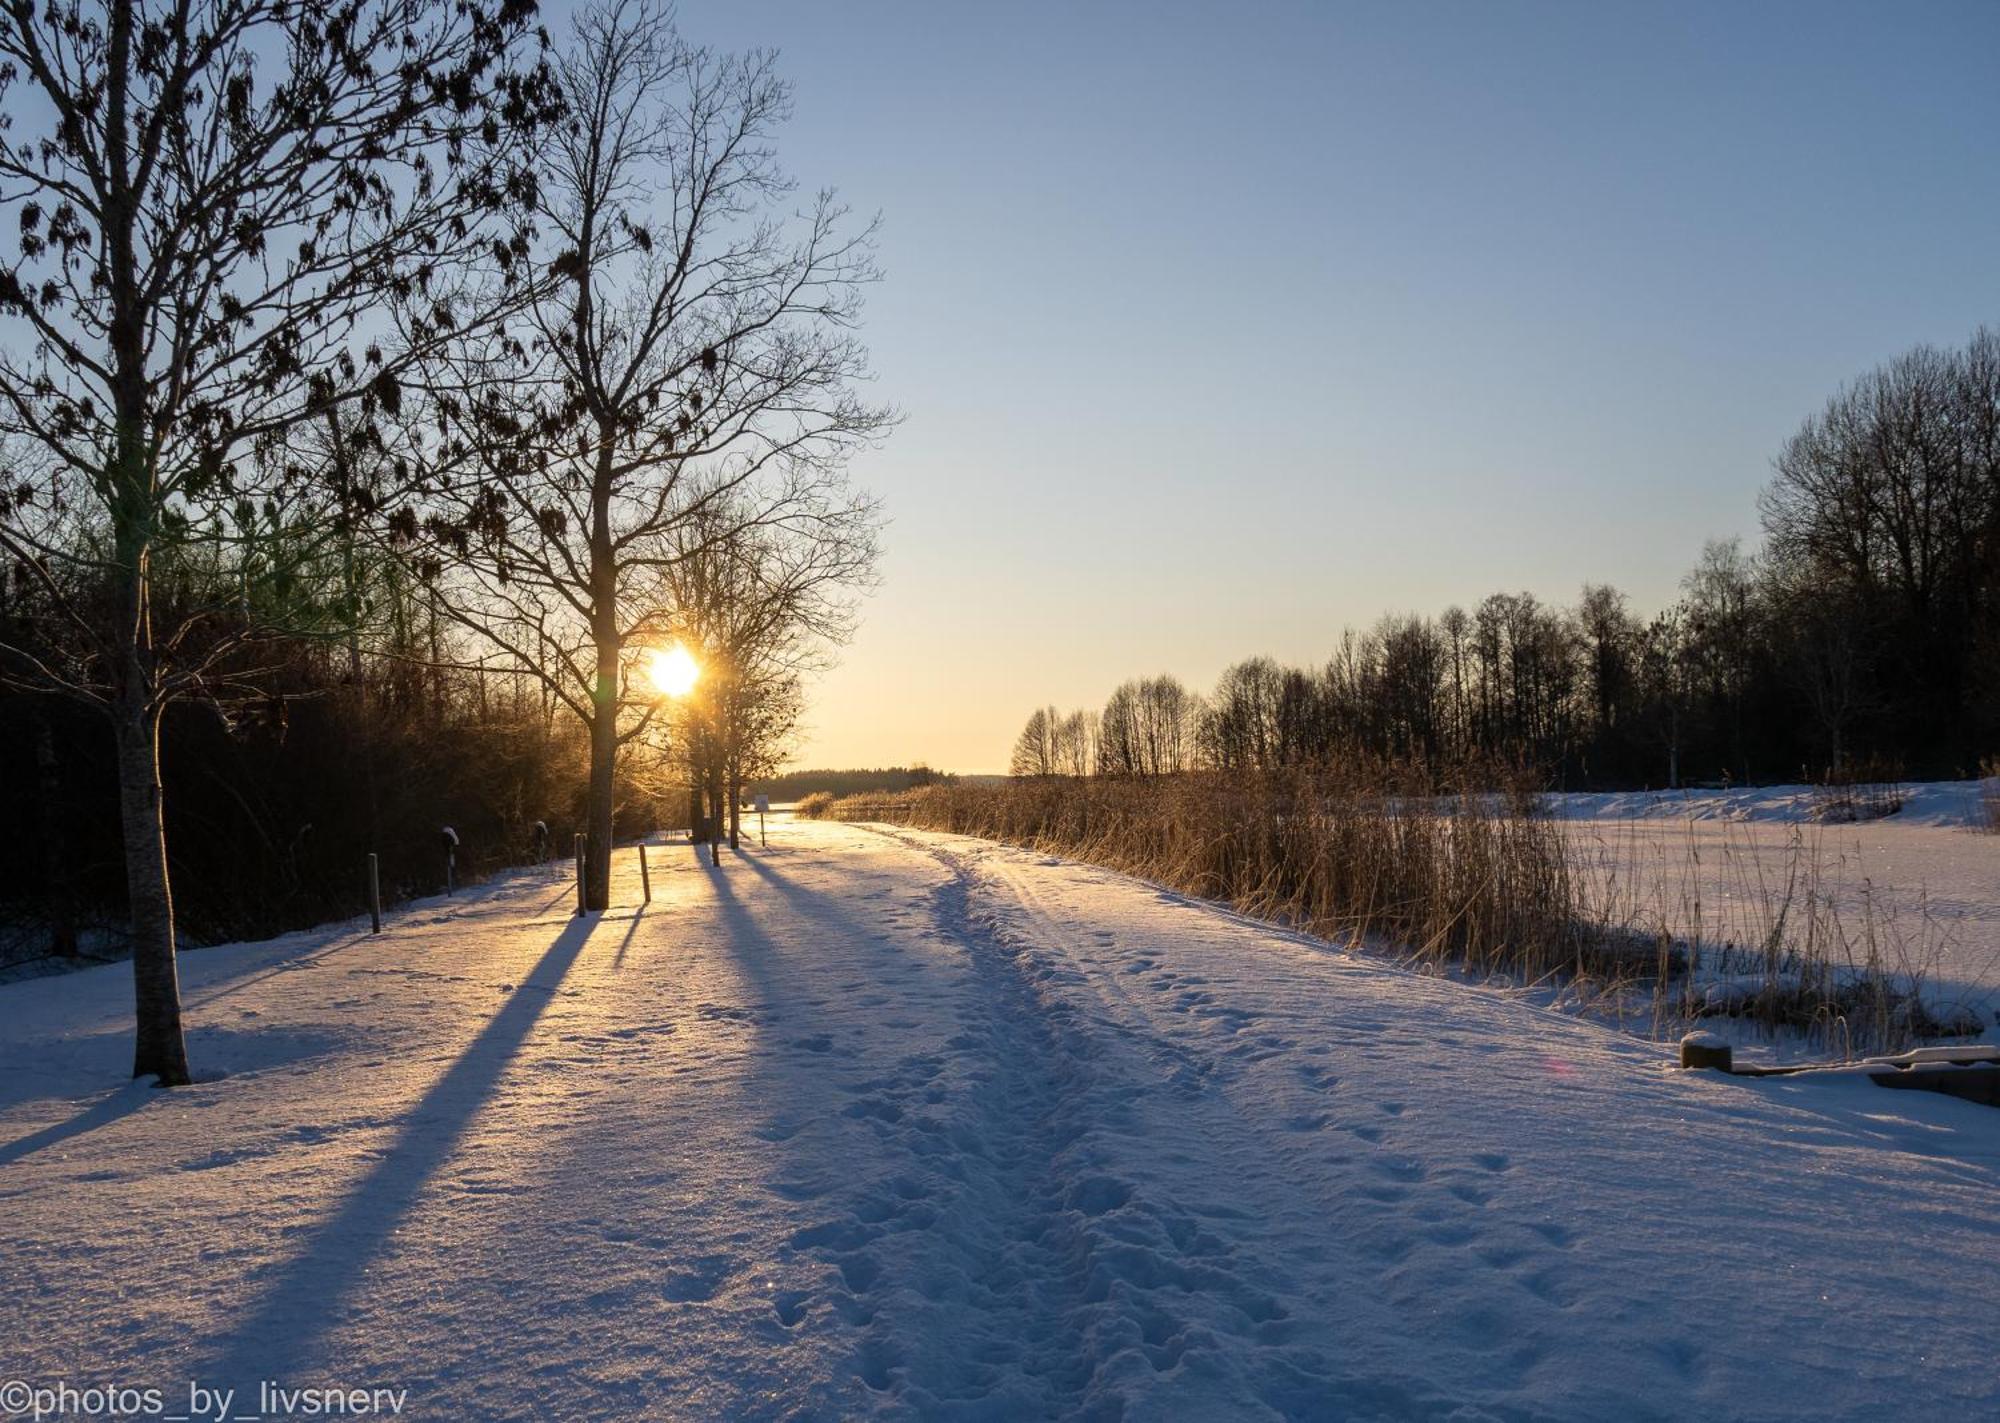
646;643;700;698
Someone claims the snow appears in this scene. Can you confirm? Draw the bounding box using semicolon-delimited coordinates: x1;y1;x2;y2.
4;817;1999;1419
1548;778;1991;828
1551;783;2000;1035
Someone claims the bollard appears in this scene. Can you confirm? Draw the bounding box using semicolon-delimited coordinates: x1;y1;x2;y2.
367;852;382;934
639;843;652;904
1679;1031;1733;1072
574;833;586;917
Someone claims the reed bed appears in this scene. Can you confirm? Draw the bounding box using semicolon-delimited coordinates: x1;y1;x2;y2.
833;770;1988;1058
835;768;1614;986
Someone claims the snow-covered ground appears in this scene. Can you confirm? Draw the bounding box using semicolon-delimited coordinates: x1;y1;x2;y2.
1550;782;2000;1035
4;818;1998;1420
1549;778;1991;828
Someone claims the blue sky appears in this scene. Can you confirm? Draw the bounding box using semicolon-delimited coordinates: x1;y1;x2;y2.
661;1;2000;771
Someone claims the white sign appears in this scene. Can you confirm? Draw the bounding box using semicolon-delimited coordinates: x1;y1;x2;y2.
753;795;771;813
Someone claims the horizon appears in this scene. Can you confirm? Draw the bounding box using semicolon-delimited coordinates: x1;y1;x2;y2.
652;0;2000;773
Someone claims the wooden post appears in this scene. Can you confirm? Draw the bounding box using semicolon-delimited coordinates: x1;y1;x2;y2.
639;843;652;904
445;849;455;896
574;833;586;917
367;853;382;935
1679;1031;1733;1072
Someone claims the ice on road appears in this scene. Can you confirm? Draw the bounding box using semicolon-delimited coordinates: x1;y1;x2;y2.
3;819;1997;1420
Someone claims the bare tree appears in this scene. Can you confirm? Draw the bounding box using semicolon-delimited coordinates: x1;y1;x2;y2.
0;0;552;1082
421;0;890;906
1009;707;1058;779
647;488;879;854
1200;659;1284;772
1053;708;1095;778
1636;603;1695;789
1762;328;2000;759
1099;675;1196;777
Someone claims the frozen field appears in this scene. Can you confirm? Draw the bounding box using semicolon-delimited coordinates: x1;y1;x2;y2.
1553;783;2000;1031
3;817;1998;1420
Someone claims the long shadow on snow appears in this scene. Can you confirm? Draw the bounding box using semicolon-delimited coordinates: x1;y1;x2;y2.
0;1079;154;1166
199;913;599;1390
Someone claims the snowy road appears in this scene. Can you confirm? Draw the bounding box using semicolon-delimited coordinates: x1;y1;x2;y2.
3;819;1998;1420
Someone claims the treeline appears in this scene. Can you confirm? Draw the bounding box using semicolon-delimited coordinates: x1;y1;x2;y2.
1014;329;2000;788
750;766;950;801
0;586;633;956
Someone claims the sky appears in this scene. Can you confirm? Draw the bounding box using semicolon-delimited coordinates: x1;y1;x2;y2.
660;0;2000;773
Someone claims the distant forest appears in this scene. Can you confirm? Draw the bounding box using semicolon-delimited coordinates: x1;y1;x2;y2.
751;766;952;801
1013;329;2000;789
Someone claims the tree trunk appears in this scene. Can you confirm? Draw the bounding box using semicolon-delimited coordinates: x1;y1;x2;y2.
583;421;620;911
117;695;189;1085
706;768;723;866
31;708;78;958
585;698;617;911
97;0;185;1083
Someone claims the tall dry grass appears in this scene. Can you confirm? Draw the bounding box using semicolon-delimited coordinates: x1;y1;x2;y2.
836;767;1617;987
1567;818;1984;1054
795;791;837;820
836;769;1985;1058
1809;756;1907;824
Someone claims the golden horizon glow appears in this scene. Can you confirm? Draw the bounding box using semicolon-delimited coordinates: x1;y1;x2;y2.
646;643;701;699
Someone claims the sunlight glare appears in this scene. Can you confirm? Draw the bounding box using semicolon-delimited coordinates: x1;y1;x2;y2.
647;643;701;698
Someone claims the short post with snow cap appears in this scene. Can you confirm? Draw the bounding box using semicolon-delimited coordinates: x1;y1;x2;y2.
1679;1031;1732;1072
639;843;652;904
367;853;382;934
440;825;459;895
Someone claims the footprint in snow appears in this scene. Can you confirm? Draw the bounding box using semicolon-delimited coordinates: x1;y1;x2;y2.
1530;1221;1577;1249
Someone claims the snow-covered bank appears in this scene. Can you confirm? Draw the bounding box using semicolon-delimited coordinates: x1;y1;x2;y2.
1548;783;2000;1048
1548;778;1991;829
4;820;1998;1419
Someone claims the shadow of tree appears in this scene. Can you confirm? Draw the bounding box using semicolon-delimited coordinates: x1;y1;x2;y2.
0;1080;154;1167
201;913;599;1390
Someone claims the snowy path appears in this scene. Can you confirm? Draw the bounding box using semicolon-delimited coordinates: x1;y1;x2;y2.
3;819;1998;1421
